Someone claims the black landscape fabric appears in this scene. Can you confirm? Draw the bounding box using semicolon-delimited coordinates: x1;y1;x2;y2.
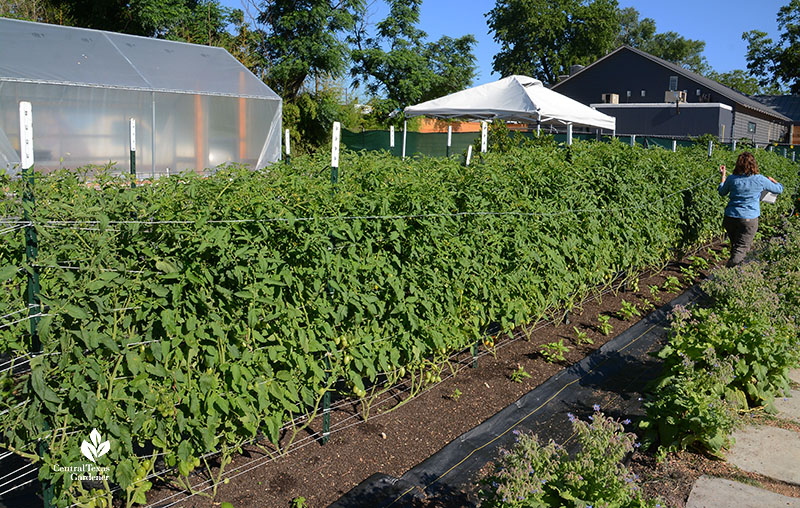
330;285;705;508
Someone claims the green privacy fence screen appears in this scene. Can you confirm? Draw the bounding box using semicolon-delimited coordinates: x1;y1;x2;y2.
341;128;800;160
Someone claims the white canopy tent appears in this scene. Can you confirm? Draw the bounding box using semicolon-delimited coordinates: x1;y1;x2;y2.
404;75;616;139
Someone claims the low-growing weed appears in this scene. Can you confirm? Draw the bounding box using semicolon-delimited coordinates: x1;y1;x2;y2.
448;388;463;401
662;275;681;293
618;300;641;321
688;255;710;271
573;326;593;345
597;315;613;336
510;365;532;383
647;284;661;300
540;340;570;363
640;298;656;312
680;265;698;281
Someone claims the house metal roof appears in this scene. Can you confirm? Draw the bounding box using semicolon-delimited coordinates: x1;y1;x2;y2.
0;17;280;100
553;45;791;123
751;95;800;123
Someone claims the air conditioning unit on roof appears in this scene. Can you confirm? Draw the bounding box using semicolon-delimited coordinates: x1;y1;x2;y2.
665;90;687;103
601;93;619;104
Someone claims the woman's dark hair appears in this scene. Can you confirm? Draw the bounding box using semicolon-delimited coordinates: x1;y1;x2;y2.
734;152;759;176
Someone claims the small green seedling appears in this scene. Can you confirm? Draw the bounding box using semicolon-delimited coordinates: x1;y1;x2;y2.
707;248;723;263
510;365;532;382
640;298;655;312
573;326;593;345
662;275;681;293
688;255;709;271
448;388;462;401
597;315;613;336
680;265;698;281
648;284;661;300
618;300;641;321
291;497;307;508
540;340;570;363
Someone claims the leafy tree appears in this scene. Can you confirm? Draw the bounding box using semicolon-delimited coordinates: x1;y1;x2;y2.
644;32;708;73
616;7;708;73
0;0;238;44
350;0;477;116
744;0;800;93
616;6;656;48
706;69;784;95
257;0;365;100
486;0;620;85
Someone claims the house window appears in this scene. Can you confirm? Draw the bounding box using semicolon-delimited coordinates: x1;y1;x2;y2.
747;122;757;134
669;76;678;90
696;89;701;96
626;90;631;98
640;89;646;97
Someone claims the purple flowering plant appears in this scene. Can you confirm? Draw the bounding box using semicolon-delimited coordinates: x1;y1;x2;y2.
480;411;661;508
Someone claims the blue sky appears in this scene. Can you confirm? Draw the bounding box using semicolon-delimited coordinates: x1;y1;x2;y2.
224;0;788;86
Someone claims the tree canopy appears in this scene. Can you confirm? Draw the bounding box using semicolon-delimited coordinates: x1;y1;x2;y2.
487;2;710;83
350;0;477;115
616;7;708;73
257;0;365;100
487;0;620;85
744;0;800;93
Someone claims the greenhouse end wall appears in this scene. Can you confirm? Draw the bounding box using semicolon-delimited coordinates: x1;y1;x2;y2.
0;81;282;177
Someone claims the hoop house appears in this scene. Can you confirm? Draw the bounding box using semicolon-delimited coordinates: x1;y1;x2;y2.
0;18;282;177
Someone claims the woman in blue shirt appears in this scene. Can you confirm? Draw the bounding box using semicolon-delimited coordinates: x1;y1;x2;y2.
718;151;783;267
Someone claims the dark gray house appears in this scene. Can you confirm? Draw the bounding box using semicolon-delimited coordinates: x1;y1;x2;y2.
551;46;791;144
751;95;800;145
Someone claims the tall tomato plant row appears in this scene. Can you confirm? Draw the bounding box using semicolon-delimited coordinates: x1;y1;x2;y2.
0;141;796;505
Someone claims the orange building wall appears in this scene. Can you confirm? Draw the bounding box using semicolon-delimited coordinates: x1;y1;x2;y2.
415;118;533;133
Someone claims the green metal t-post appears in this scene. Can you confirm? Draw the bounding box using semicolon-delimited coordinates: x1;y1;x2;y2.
20;101;53;508
323;122;342;444
23;166;41;351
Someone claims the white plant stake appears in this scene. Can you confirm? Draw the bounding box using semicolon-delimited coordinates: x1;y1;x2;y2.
285;128;291;155
129;119;136;152
19;102;33;169
480;121;488;153
466;145;473;166
672;140;677;152
390;125;395;148
331;121;341;168
402;121;407;160
447;125;452;157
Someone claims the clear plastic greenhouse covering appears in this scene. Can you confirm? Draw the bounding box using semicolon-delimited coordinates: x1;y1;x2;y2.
0;17;282;177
